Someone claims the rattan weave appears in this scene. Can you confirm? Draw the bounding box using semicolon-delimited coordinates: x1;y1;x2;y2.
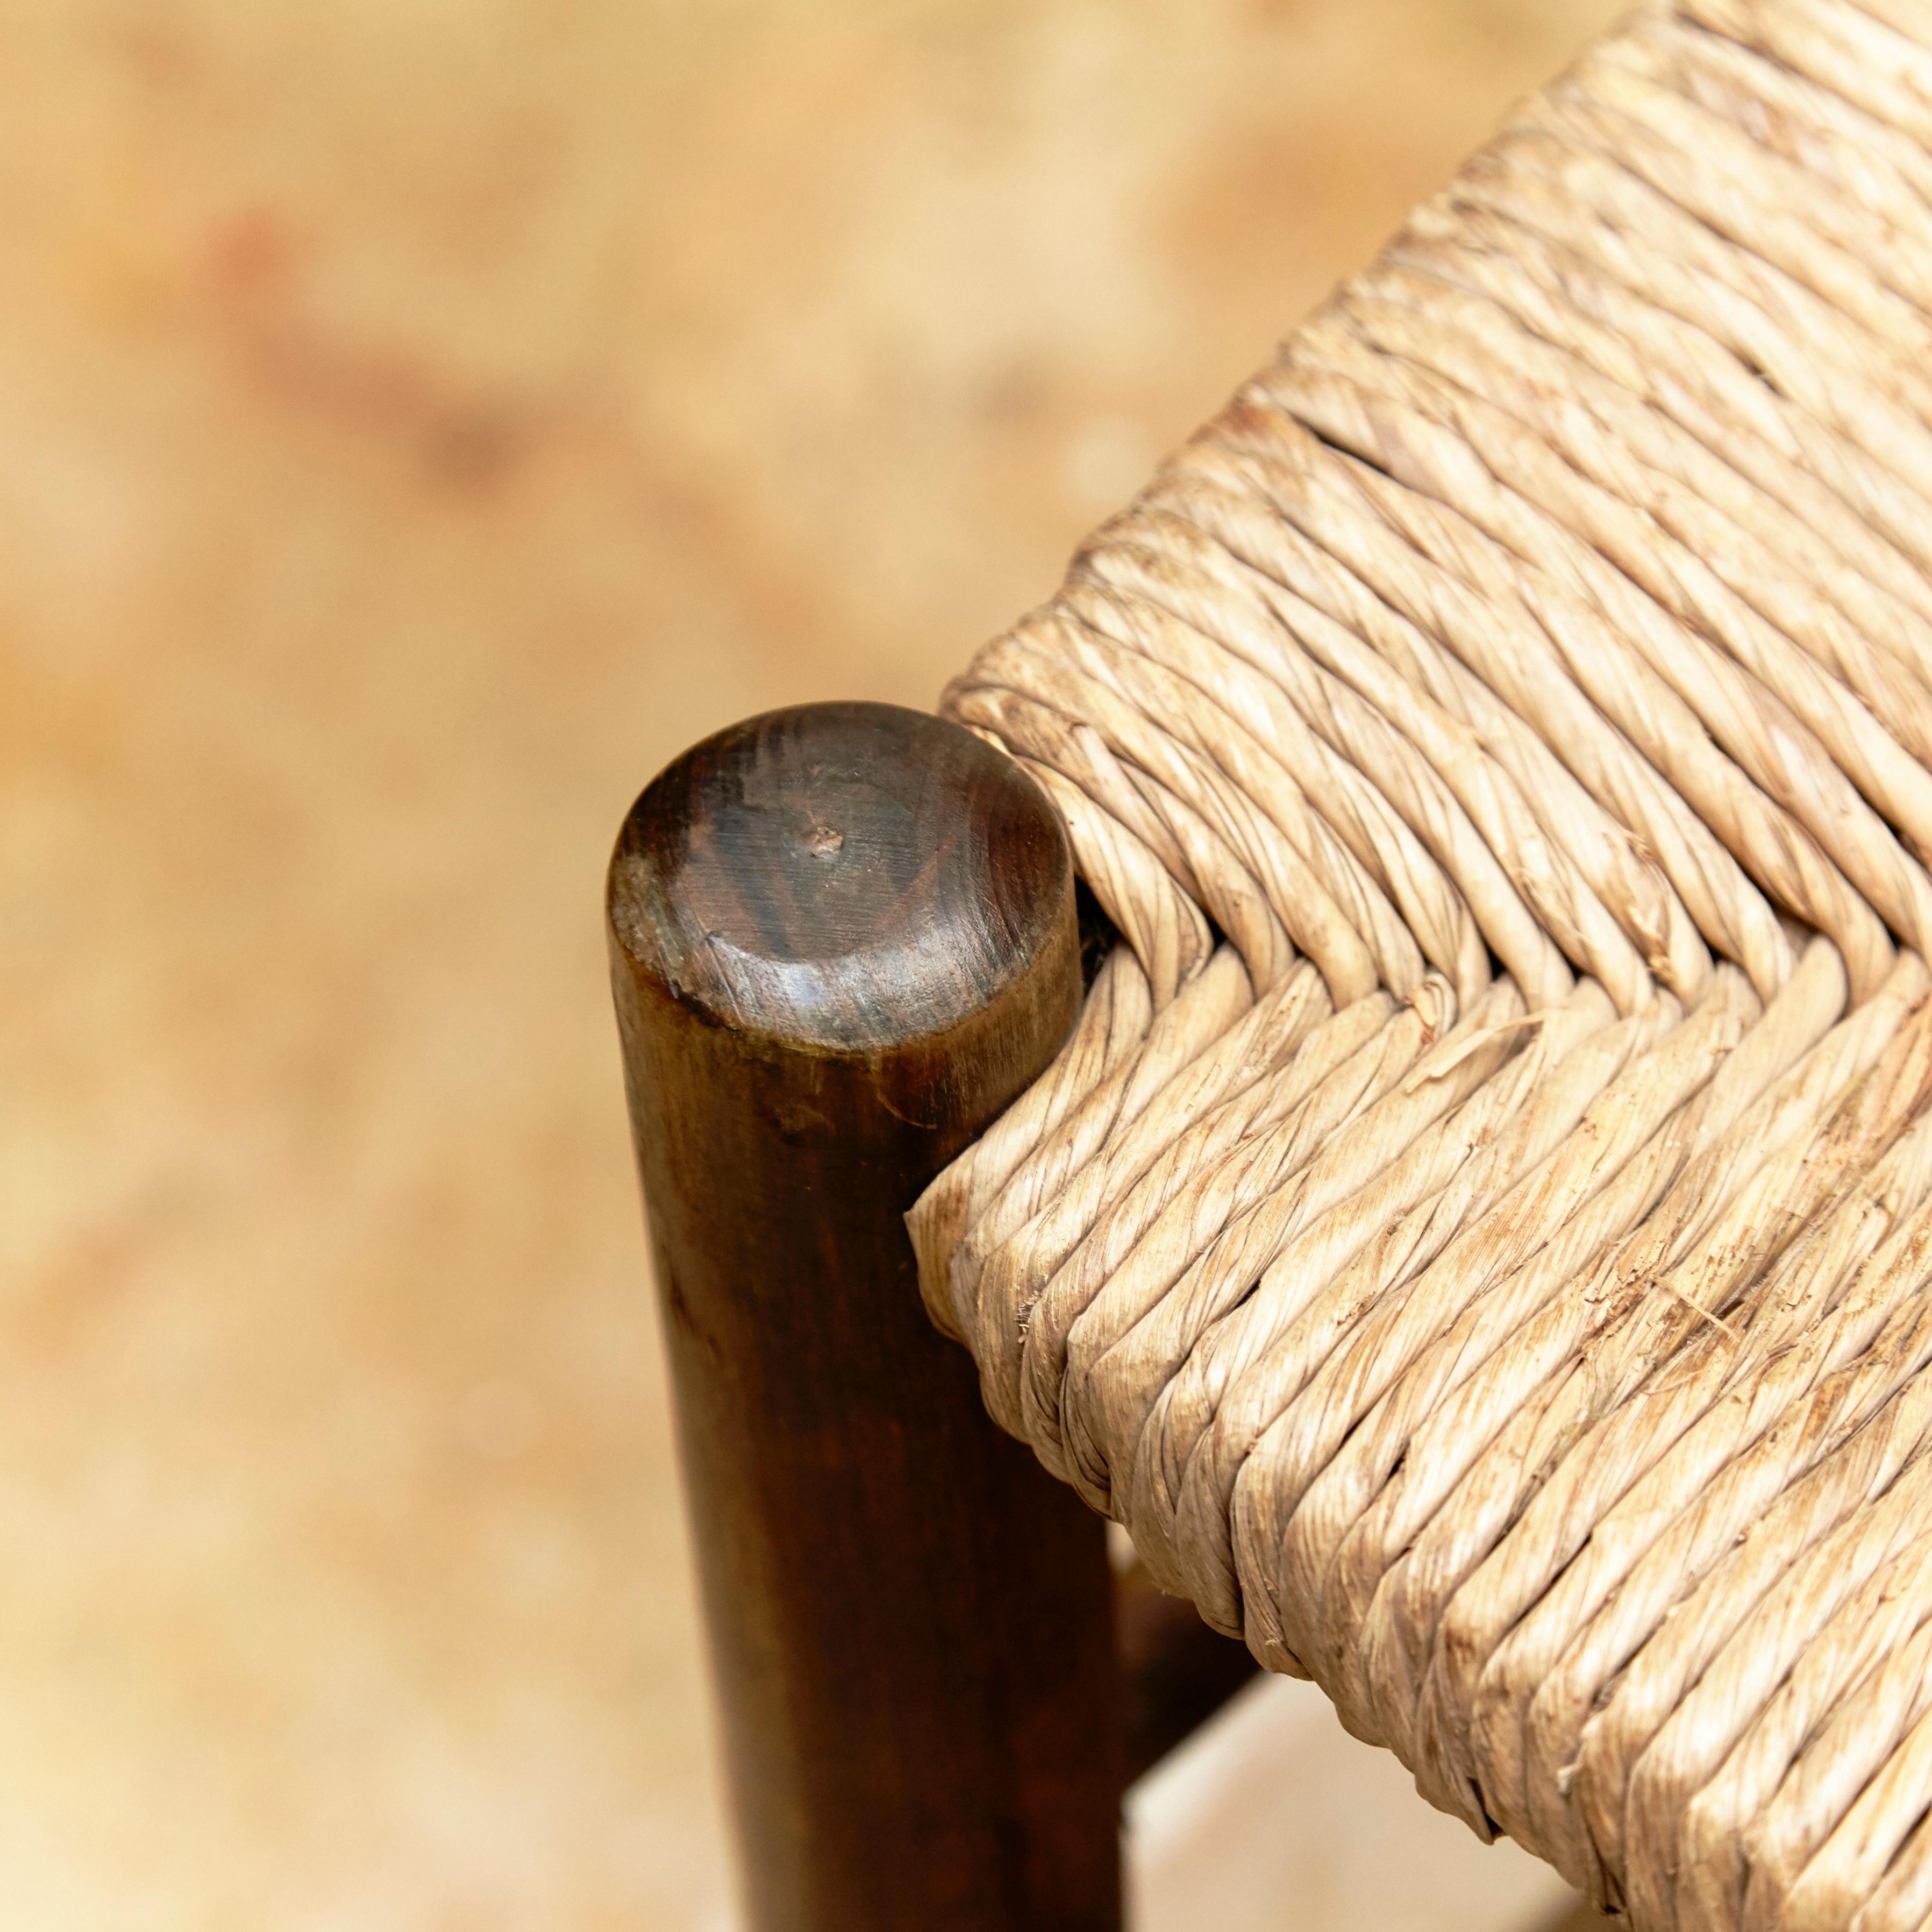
910;3;1932;1924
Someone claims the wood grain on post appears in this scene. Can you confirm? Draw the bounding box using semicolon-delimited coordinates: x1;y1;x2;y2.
608;702;1121;1932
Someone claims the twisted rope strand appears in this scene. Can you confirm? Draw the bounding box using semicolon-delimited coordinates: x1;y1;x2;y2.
908;4;1932;1924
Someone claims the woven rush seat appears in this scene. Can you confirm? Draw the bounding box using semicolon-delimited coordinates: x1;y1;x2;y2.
906;3;1932;1926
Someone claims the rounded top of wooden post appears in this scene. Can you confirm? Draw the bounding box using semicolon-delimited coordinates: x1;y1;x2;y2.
608;702;1074;1053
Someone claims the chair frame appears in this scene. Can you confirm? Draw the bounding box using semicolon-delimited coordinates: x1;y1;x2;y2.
608;699;1254;1932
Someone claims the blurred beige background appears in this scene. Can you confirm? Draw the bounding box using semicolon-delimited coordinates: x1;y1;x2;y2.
4;2;1626;1926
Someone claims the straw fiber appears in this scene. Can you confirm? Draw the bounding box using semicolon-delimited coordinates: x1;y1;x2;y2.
910;3;1932;1924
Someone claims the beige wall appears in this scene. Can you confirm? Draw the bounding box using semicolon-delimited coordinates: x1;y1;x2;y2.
4;3;1621;1924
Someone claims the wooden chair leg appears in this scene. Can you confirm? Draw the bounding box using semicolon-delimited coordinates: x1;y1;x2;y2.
608;702;1123;1932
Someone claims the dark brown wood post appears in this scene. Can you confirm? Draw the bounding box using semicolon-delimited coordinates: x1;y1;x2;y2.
608;701;1122;1932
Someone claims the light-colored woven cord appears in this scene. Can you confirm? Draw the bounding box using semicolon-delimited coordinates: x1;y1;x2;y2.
909;3;1932;1926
